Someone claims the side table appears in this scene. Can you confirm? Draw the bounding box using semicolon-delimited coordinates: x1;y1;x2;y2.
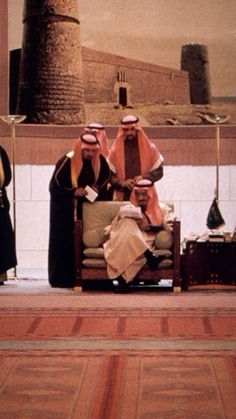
181;240;236;290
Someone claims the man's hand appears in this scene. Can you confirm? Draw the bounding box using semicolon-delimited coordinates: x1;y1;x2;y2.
120;178;135;190
74;187;87;198
92;185;99;193
137;216;150;232
134;175;143;183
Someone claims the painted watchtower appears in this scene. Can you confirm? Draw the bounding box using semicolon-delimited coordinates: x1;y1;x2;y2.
17;0;85;124
181;43;211;104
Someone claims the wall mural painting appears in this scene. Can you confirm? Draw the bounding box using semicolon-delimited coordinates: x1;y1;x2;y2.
8;0;236;126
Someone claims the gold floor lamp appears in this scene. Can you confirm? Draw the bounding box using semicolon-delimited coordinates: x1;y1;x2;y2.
204;113;230;230
0;114;26;278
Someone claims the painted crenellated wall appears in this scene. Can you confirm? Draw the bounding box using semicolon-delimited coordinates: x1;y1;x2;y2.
81;47;190;106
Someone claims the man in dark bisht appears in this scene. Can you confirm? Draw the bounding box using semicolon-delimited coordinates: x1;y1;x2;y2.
48;133;111;288
0;145;17;285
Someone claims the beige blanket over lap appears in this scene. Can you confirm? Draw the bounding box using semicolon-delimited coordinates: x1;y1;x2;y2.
103;217;155;283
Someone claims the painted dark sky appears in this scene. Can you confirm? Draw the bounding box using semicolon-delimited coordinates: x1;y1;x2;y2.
9;0;236;97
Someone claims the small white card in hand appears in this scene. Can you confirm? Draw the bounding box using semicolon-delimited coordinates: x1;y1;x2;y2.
85;185;98;203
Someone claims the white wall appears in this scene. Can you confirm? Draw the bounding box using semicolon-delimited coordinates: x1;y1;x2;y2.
6;164;236;279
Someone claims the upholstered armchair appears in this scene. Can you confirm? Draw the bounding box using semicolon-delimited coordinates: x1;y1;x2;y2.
74;201;181;292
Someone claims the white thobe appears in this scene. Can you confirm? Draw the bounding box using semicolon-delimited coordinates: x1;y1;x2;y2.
103;217;155;283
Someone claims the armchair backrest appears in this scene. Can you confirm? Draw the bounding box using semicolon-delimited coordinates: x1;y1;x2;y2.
82;201;130;248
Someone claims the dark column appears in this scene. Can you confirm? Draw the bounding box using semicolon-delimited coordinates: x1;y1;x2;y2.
181;44;211;104
17;0;85;124
10;49;21;115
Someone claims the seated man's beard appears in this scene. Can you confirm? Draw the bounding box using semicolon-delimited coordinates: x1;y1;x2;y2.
139;202;147;212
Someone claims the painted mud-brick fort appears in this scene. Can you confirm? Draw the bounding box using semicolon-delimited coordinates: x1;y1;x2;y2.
11;0;218;126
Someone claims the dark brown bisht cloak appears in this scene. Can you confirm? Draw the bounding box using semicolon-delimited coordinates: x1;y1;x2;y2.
0;145;17;273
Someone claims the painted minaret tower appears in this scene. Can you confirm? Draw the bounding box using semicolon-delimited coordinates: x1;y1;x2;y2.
17;0;85;124
181;44;211;105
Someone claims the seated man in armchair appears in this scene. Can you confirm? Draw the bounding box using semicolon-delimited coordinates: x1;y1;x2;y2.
103;179;166;292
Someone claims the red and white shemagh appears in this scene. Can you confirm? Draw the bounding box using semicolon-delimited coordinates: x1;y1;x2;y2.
130;183;163;225
70;136;101;187
107;122;163;179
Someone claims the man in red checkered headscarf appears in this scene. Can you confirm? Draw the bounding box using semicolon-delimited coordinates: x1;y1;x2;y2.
104;179;165;292
84;122;110;158
108;115;164;200
48;133;111;288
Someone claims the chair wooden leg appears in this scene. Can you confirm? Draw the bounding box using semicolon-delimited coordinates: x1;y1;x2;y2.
73;286;83;293
173;286;181;293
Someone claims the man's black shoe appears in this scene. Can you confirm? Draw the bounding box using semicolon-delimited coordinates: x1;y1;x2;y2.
144;250;166;270
113;276;131;293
